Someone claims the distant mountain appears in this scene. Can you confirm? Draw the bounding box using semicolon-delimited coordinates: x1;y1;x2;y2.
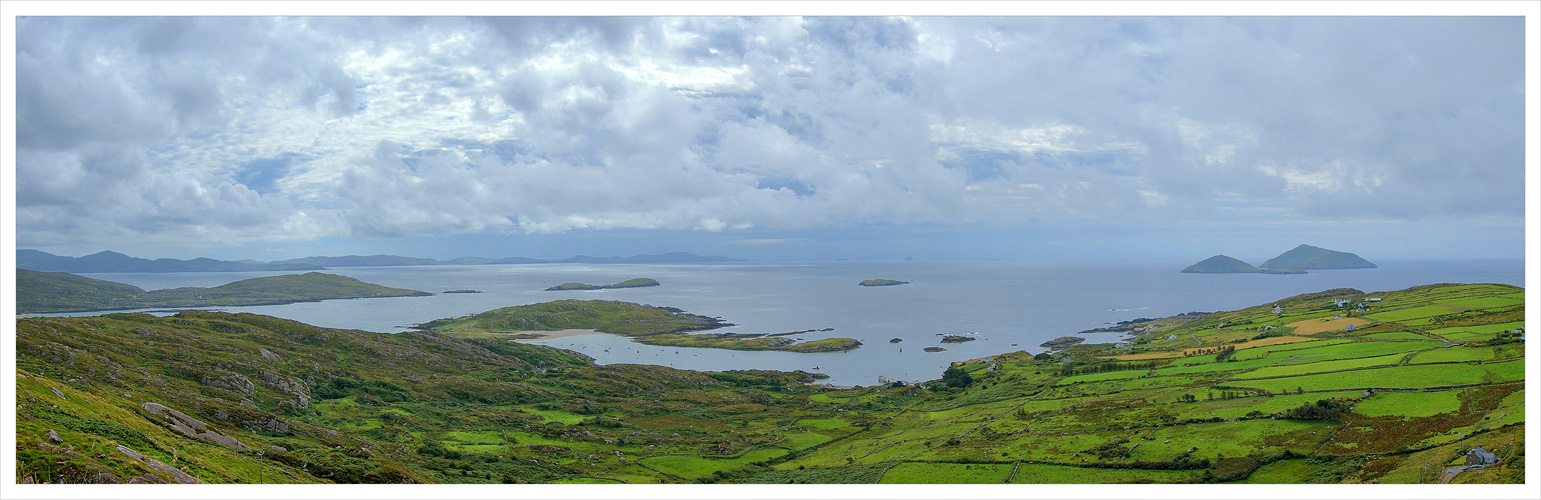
18;249;743;273
17;269;430;314
553;252;742;264
17;250;324;273
1181;255;1305;274
1260;244;1376;270
268;255;441;268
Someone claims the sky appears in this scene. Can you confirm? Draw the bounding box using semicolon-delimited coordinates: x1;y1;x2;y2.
5;10;1535;263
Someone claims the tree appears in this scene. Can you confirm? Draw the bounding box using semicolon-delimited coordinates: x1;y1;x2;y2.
941;365;974;388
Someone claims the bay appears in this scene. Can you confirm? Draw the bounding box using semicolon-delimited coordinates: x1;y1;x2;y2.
64;258;1524;386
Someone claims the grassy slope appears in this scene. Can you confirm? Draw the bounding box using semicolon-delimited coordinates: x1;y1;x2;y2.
15;283;1524;484
17;270;430;314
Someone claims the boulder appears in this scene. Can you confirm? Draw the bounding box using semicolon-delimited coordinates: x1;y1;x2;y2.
141;402;247;449
258;348;284;364
47;429;62;443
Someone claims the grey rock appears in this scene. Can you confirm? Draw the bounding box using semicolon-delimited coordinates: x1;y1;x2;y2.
47;429;62;443
88;472;120;484
141;402;247;449
258;348;284;364
259;371;310;411
200;369;254;396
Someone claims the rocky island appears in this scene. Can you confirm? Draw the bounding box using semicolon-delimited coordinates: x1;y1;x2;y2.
939;335;976;344
1038;336;1085;350
544;278;661;291
859;279;909;287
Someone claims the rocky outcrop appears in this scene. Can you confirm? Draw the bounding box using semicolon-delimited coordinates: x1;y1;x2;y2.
258;348;284;364
141;402;247;449
259;370;310;411
200;369;254;397
116;444;201;484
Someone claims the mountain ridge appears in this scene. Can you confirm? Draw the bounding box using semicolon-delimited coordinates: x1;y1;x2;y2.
18;249;744;273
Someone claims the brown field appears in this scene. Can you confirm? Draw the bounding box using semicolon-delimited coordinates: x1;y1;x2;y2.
1287;317;1373;335
1107;335;1316;361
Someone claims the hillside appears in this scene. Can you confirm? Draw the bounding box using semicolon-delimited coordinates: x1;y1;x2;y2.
1181;255;1305;274
1260;244;1377;270
15;283;1524;484
16;270;431;314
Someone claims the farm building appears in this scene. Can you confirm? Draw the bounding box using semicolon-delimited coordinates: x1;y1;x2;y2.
1466;445;1497;466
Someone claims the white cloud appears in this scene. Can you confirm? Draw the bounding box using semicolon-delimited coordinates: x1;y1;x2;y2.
12;16;1525;253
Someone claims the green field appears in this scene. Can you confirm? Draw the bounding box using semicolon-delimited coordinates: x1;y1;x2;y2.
1236;353;1406;379
1231;360;1523;393
1352;391;1464;418
879;462;1013;483
1408;346;1495;364
1009;462;1205;483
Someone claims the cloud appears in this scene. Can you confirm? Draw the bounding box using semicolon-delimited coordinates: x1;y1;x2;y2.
12;16;1526;254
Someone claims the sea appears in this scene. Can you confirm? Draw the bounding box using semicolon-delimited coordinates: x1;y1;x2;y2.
47;258;1526;387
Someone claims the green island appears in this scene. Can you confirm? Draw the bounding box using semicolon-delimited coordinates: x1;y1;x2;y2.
416;299;862;353
1038;335;1086;350
859;279;909;287
939;335;976;344
1261;244;1377;270
14;283;1524;484
1182;255;1305;274
544;278;661;291
16;269;431;314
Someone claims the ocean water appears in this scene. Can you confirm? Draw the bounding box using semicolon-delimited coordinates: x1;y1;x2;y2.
63;258;1525;386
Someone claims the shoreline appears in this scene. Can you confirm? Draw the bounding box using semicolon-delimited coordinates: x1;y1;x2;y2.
501;328;601;340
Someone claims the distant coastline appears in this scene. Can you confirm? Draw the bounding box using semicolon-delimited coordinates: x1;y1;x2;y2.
17;249;744;274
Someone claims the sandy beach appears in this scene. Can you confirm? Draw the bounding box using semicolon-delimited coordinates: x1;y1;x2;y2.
496;328;600;340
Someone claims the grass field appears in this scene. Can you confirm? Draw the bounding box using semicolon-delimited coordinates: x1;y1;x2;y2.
879;462;1013;483
1287;317;1372;335
1235;353;1406;379
1408;346;1494;364
1231;360;1524;393
1352;391;1464;418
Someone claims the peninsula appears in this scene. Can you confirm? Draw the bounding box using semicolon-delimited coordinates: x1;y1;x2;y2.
417;299;862;353
16;269;431;314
